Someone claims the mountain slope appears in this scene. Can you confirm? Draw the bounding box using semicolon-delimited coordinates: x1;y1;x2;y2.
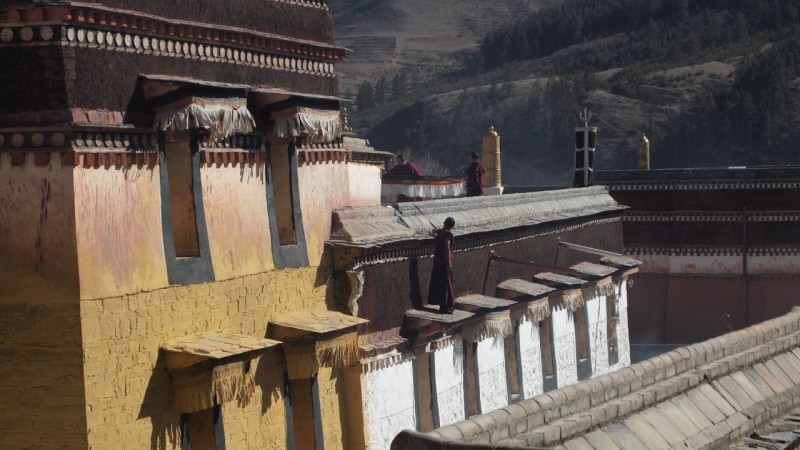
330;0;555;95
333;0;800;185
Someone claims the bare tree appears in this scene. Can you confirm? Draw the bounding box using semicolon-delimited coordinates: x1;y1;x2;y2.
400;147;450;177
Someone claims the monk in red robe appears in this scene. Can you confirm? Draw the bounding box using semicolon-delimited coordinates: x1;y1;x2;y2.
428;217;456;314
465;152;486;197
386;154;423;177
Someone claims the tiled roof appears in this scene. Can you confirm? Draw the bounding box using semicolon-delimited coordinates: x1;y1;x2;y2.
329;186;625;246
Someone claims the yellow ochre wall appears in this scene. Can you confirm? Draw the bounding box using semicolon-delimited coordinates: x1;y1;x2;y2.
80;268;329;450
73;163;169;300
298;162;382;265
0;153;79;289
1;152;379;450
0;268;88;450
201;162;274;280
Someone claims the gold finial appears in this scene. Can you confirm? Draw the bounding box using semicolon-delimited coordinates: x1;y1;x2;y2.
483;126;501;188
638;132;650;170
340;107;352;132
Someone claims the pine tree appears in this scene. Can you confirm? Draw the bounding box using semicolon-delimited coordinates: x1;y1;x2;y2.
391;73;407;101
374;77;387;104
356;81;375;110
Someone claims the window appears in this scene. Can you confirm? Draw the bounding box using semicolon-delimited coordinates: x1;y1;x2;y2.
288;374;323;450
574;307;590;361
180;405;224;450
607;293;620;366
574;306;593;381
540;317;557;391
164;131;200;257
504;335;521;403
270;143;298;245
464;341;480;416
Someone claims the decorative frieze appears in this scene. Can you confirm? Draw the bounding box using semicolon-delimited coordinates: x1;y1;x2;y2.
299;149;349;165
624;211;800;223
73;151;160;169
350;217;622;269
199;134;262;150
624;212;741;222
626;246;800;257
0;128;156;151
198;134;265;166
605;181;800;191
0;2;344;78
200;151;266;167
360;350;415;374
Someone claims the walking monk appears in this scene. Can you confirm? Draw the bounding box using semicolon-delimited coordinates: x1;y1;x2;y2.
465;152;486;196
428;217;456;314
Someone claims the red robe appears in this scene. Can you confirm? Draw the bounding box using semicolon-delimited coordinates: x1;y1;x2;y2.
427;228;455;311
386;161;423;177
465;160;486;196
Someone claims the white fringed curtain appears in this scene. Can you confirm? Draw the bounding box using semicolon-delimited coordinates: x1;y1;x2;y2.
512;298;552;325
463;310;513;344
272;106;342;144
155;98;255;142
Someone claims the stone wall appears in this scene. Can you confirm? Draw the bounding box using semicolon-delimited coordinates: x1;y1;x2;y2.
362;360;417;450
80;267;329;450
518;321;543;399
552;309;578;387
476;338;508;414
432;341;466;428
0;269;87;450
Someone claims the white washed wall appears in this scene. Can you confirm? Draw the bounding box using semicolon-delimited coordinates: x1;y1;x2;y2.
432;340;466;427
552;308;578;387
615;285;631;368
586;296;610;375
476;338;508;413
365;284;635;447
517;320;544;399
363;360;417;450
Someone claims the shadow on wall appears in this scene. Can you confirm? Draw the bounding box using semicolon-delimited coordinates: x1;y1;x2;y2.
137;353;181;450
318;244;348;314
257;352;283;414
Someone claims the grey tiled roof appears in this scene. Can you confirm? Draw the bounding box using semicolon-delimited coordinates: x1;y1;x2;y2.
329;186;626;246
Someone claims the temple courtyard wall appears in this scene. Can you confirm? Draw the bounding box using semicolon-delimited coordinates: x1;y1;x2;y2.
393;307;800;449
359;286;631;450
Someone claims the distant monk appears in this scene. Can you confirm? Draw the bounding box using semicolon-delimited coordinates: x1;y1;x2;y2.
386;154;423;177
465;151;486;196
428;217;456;314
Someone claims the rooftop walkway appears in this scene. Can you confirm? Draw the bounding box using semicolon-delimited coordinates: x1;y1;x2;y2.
392;307;800;449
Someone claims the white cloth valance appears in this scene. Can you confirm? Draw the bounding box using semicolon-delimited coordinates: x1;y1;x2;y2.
155;98;255;142
272;106;342;144
463;310;513;344
381;177;466;199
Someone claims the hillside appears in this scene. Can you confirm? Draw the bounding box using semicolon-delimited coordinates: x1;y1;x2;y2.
330;0;554;96
332;0;800;186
